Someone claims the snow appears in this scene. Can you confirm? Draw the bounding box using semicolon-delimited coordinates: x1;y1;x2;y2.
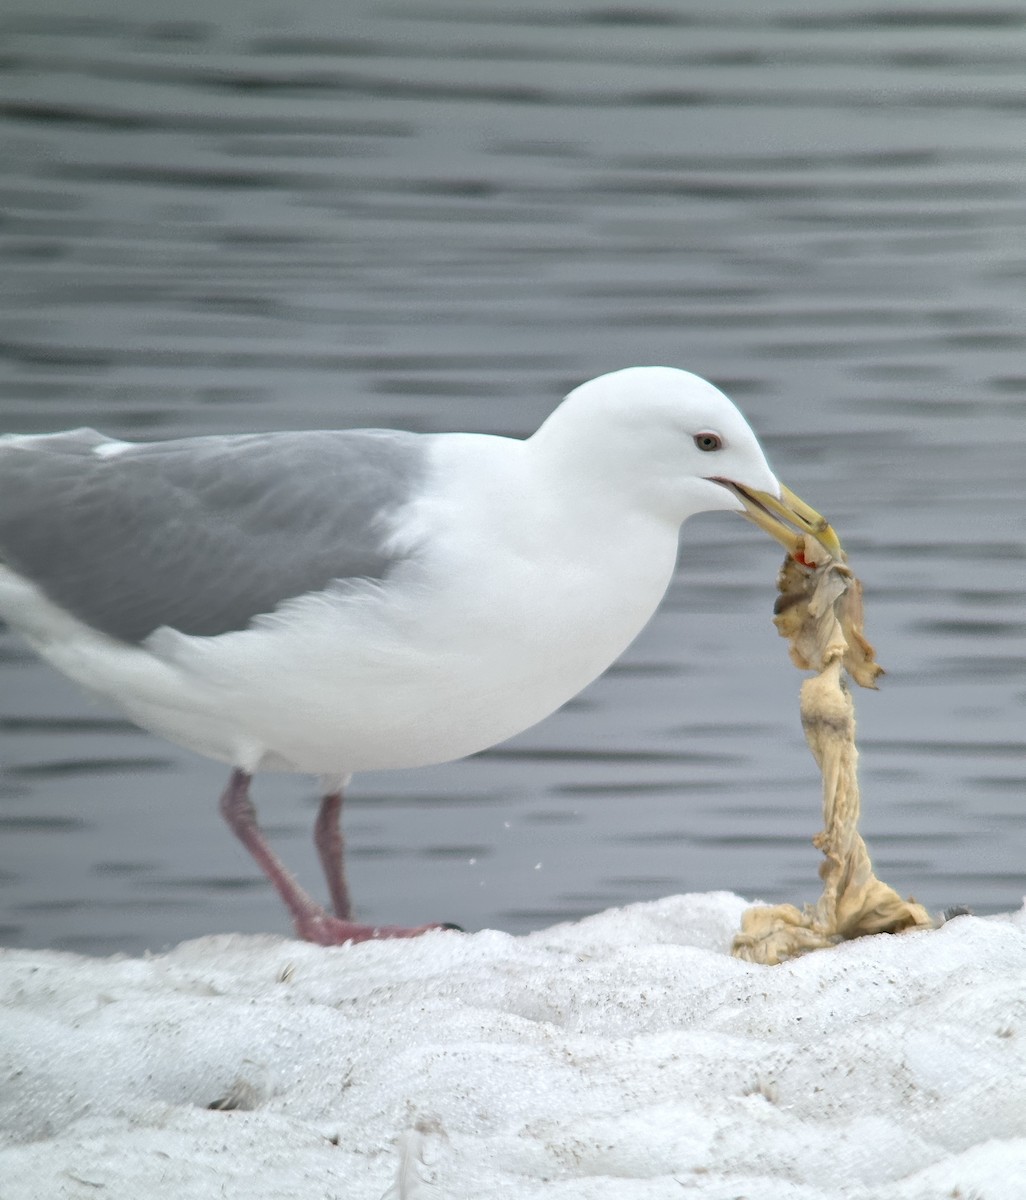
2;892;1025;1199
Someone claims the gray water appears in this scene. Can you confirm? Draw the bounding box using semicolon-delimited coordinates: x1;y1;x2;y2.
0;0;1023;956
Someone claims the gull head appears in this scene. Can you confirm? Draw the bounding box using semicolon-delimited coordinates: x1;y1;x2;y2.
530;366;840;556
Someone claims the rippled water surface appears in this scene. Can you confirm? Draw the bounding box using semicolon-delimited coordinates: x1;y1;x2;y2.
1;0;1024;954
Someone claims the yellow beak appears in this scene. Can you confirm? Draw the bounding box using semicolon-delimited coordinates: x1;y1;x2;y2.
717;480;844;561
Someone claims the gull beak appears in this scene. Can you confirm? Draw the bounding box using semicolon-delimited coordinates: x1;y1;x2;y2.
714;479;844;562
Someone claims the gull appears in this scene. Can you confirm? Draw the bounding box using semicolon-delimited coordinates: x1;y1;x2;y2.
0;367;837;944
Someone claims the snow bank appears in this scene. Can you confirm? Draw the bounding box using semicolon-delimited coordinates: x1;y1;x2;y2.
2;892;1025;1199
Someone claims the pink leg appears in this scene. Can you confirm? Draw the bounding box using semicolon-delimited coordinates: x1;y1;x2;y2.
219;769;448;945
314;790;351;919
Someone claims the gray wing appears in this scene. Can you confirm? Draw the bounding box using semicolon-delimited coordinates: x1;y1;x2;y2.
0;426;428;643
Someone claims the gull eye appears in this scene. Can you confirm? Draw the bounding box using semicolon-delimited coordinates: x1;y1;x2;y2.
693;432;723;452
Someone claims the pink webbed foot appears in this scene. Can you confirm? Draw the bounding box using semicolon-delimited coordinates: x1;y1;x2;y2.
291;909;456;945
219;769;458;945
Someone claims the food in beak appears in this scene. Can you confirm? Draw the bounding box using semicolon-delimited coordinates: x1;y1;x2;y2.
714;480;843;564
